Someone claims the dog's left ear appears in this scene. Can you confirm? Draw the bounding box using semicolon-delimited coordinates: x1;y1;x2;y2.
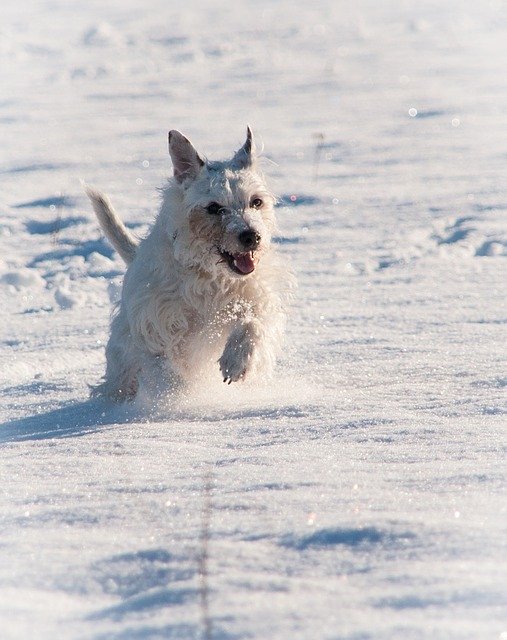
168;130;205;183
232;126;256;169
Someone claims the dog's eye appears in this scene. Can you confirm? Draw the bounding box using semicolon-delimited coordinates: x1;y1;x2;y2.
206;202;223;215
251;198;263;209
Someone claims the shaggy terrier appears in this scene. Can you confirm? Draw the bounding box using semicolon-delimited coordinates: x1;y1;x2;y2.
87;128;294;402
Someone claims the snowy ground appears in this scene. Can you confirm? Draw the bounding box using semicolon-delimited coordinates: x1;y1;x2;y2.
1;1;506;638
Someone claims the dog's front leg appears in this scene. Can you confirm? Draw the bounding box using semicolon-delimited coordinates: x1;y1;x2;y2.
219;313;281;383
219;322;258;383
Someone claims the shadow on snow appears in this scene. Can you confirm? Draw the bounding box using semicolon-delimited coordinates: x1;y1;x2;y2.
0;398;134;443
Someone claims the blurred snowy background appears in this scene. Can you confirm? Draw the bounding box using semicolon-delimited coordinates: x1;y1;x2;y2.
1;1;506;638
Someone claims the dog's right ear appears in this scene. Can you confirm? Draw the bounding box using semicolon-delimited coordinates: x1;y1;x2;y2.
168;130;204;183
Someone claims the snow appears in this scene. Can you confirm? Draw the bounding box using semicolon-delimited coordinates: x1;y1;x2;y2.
1;0;506;638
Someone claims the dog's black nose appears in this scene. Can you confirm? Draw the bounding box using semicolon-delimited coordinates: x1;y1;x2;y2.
239;230;261;250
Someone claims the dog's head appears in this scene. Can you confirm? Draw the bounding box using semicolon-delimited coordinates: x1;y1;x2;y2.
164;128;276;279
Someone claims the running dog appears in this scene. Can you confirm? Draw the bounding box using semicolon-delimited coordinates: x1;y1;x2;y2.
87;128;294;401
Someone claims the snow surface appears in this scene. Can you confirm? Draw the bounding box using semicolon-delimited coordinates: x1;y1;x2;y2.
1;1;506;638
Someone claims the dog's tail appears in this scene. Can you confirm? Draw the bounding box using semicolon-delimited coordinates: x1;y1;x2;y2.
85;185;138;265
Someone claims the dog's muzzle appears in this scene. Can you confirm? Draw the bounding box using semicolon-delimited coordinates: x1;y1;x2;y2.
218;229;261;276
219;249;257;275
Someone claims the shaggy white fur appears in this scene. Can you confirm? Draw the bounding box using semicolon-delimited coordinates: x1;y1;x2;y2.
87;128;295;402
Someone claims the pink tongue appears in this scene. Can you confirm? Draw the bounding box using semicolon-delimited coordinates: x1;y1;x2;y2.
233;252;255;274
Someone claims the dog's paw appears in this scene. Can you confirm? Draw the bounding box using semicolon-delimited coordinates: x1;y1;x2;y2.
219;330;254;384
219;349;250;384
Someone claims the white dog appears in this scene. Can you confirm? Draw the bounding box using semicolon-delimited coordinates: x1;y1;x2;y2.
87;128;294;401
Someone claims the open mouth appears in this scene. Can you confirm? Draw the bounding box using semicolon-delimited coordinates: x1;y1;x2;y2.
219;250;256;275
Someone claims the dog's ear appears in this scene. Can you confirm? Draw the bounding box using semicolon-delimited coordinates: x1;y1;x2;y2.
168;130;204;183
232;126;256;169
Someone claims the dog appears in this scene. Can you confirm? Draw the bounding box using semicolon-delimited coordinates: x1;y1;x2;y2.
86;128;294;401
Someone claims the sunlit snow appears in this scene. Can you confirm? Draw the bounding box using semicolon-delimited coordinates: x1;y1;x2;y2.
1;1;506;639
